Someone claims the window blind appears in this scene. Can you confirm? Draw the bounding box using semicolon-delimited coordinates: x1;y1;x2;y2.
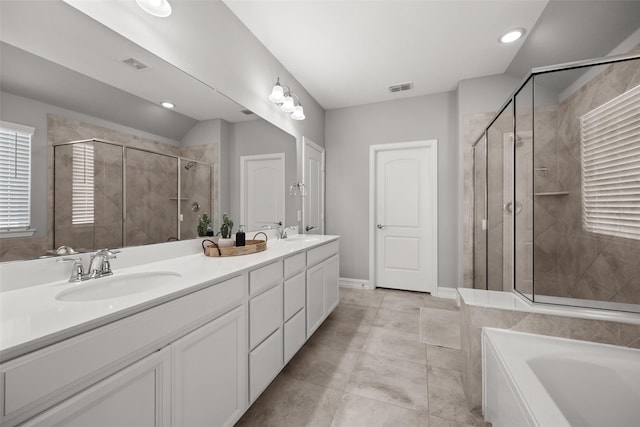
0;121;34;231
580;83;640;240
72;143;95;225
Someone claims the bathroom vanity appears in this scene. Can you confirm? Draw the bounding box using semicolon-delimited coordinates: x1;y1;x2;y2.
0;236;339;426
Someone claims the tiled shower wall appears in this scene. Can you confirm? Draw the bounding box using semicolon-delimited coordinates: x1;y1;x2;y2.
535;55;640;305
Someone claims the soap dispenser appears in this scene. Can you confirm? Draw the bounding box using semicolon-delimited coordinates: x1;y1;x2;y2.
236;225;246;247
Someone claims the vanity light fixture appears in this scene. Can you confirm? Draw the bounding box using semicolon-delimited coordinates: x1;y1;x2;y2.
161;101;175;109
499;28;524;44
136;0;172;18
269;77;306;120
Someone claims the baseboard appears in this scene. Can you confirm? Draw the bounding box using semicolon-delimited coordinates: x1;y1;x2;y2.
339;277;369;289
435;286;460;302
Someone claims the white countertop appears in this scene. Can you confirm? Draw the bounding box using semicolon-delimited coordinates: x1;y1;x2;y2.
0;235;339;362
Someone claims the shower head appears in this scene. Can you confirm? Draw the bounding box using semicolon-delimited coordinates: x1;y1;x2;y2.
184;161;197;170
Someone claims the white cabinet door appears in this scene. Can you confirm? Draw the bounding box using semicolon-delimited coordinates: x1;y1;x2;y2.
306;262;325;337
323;254;339;315
22;348;171;427
172;306;246;427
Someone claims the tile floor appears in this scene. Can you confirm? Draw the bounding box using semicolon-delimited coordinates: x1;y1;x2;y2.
236;288;490;427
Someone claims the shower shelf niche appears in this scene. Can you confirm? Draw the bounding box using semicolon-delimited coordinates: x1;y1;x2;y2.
534;191;570;196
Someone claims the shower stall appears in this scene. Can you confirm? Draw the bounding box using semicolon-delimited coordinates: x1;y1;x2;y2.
472;51;640;314
53;139;213;251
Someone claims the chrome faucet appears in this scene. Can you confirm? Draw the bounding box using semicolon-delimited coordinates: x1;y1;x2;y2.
87;249;120;278
57;249;121;282
56;256;85;282
278;225;295;239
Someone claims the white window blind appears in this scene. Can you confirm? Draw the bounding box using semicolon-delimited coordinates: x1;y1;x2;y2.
72;143;95;225
0;121;34;231
580;83;640;241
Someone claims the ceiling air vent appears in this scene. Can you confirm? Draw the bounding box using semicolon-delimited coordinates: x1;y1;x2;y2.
389;82;413;93
240;109;254;115
121;57;149;71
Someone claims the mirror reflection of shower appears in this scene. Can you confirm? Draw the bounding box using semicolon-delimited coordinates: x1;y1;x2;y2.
53;139;214;251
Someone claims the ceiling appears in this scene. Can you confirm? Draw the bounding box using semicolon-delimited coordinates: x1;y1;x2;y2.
0;0;256;142
224;0;640;110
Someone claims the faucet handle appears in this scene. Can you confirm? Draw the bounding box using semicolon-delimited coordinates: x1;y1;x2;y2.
57;256;84;282
96;249;120;276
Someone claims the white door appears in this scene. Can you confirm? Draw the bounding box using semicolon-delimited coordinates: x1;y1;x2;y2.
240;154;285;231
370;140;438;293
303;137;325;234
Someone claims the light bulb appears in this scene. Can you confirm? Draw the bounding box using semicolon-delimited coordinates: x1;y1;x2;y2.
499;29;524;44
136;0;172;17
161;101;175;109
281;95;295;112
269;81;284;104
291;105;305;120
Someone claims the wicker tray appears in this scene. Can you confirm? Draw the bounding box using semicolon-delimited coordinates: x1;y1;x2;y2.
202;238;267;257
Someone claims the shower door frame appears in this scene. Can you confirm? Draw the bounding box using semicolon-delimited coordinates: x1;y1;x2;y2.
53;138;214;248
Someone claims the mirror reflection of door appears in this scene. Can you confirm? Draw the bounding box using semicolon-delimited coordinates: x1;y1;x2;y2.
303;137;325;235
240;153;285;231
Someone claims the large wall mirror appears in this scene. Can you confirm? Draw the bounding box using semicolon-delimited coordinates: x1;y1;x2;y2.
0;1;297;262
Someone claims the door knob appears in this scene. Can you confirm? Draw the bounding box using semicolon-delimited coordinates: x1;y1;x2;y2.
305;225;315;232
377;224;385;229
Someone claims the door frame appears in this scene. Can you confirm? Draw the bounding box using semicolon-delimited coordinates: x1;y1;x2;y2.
368;140;438;290
302;137;325;234
240;153;285;230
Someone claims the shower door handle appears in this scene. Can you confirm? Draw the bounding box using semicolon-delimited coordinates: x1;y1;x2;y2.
504;201;522;214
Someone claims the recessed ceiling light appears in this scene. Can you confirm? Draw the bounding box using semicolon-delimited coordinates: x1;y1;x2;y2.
499;29;525;44
136;0;172;18
161;101;175;109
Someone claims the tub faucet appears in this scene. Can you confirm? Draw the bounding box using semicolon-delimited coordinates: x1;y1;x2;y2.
87;249;120;279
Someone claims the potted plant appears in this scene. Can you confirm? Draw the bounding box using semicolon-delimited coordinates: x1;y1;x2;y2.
197;213;212;237
218;212;234;248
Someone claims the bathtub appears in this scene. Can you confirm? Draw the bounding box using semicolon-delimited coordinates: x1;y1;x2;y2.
482;328;640;427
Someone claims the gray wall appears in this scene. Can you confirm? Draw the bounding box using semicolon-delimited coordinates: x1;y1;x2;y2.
325;91;459;288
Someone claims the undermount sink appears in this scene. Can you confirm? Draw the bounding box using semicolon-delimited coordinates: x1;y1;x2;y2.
56;271;182;302
283;235;321;243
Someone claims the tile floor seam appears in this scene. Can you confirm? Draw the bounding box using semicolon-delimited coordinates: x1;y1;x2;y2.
340;390;424;418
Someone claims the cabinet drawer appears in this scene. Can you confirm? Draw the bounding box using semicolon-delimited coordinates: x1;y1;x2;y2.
249;260;283;296
249;328;283;403
307;241;339;267
284;309;306;364
1;275;244;425
284;272;305;321
249;283;283;350
284;253;305;279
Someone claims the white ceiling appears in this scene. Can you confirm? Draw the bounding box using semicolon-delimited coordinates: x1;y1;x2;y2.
1;0;257;142
223;0;550;109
